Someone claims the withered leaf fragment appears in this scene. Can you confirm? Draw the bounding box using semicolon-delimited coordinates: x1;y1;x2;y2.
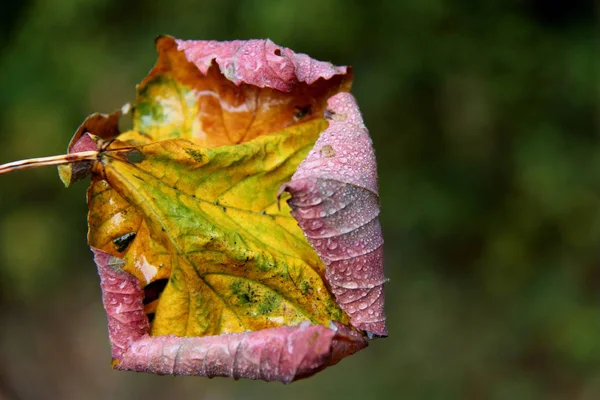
281;92;387;337
58;105;128;186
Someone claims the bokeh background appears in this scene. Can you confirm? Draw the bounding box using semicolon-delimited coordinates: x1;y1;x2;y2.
0;0;597;399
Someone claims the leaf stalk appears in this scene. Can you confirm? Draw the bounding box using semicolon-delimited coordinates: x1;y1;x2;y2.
0;151;98;175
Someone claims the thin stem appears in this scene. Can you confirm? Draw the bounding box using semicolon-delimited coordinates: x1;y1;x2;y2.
0;151;98;176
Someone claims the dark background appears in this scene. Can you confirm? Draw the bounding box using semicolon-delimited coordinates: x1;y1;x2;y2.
0;0;597;399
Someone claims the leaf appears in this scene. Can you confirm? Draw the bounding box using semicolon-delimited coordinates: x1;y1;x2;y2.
81;36;387;381
0;35;385;382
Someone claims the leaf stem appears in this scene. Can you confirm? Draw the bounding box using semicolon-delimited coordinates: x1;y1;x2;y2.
0;151;98;175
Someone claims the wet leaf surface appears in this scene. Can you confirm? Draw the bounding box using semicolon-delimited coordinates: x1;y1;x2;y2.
54;35;383;382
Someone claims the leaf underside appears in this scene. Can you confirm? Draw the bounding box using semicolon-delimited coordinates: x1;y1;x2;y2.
95;247;367;383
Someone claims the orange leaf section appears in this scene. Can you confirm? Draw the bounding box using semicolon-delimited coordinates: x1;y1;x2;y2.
118;36;352;148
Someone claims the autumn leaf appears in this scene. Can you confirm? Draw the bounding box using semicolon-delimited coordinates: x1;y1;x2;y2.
0;35;386;382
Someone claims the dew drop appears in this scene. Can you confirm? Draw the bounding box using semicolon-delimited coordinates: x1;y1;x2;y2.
311;220;323;230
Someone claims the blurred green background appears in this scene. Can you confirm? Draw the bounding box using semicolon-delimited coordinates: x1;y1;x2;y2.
0;0;597;399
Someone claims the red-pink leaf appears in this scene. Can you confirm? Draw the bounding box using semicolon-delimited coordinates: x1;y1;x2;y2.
280;92;387;337
175;38;348;91
93;248;367;383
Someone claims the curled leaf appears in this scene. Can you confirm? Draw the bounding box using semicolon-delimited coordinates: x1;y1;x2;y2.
96;245;366;382
125;36;351;147
281;92;387;337
49;36;385;382
175;38;348;91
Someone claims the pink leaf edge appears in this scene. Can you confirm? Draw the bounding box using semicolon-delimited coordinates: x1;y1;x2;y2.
175;38;348;92
280;92;387;337
92;248;367;383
